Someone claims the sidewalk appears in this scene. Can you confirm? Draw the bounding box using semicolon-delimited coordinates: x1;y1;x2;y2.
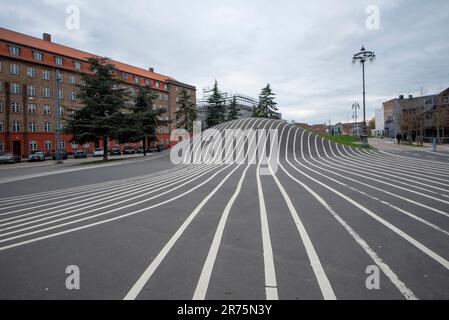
368;137;449;153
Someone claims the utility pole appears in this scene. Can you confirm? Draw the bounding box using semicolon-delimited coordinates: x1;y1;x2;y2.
352;46;376;147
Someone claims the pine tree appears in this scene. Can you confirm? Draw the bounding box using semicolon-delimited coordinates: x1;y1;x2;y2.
227;95;240;121
175;88;198;133
254;84;279;119
123;86;169;156
206;80;226;128
66;57;128;161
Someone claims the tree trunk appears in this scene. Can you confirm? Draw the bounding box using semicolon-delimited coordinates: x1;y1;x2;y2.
103;136;108;161
143;137;147;157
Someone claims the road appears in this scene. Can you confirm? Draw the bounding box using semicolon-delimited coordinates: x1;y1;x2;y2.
0;118;448;300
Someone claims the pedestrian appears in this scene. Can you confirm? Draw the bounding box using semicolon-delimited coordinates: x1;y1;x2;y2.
396;132;401;145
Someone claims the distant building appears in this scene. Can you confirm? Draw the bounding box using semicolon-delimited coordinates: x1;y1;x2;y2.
381;88;449;142
197;87;282;129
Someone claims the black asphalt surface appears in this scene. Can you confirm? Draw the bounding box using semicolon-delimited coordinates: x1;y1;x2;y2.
0;118;448;300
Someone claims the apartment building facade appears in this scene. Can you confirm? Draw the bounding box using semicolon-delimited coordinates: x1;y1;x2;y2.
0;27;196;156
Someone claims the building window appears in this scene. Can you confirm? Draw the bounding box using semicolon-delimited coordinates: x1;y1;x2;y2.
0;121;3;132
10;63;20;75
11;83;20;94
28;122;37;132
134;76;140;84
9;45;20;56
33;51;43;61
69;92;77;100
27;67;36;77
55;56;64;66
28;104;37;115
71;142;78;149
0;82;3;92
59;140;66;150
56;71;64;83
0;141;3;152
0;101;3;112
163;84;168;90
44;140;52;150
43;105;51;115
155;81;160;88
58;89;64;100
0;60;2;72
145;79;150;86
83;143;90;148
74;61;82;70
57;123;64;131
43;88;51;98
42;70;50;80
122;73;128;81
29;141;38;151
12;121;21;132
68;75;76;84
58;106;64;116
44;122;52;132
11;102;20;113
27;85;36;97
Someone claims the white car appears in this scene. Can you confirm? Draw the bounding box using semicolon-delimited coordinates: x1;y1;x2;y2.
93;148;104;157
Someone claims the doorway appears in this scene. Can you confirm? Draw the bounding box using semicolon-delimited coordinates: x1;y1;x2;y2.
13;141;21;156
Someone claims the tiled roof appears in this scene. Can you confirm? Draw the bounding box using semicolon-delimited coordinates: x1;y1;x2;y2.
0;27;174;82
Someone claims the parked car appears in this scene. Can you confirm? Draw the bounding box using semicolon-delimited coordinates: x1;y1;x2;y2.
123;147;136;154
93;148;104;157
0;152;21;164
136;147;144;153
110;147;121;155
28;151;46;162
74;150;88;159
147;146;159;153
52;150;68;160
157;145;166;152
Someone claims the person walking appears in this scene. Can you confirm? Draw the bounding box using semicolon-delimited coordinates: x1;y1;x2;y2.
396;132;402;145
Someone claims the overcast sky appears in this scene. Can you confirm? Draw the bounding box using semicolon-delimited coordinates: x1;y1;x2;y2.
1;0;448;124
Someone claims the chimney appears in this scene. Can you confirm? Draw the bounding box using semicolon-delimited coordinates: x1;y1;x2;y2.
399;95;404;100
43;33;52;42
149;67;154;73
408;94;413;99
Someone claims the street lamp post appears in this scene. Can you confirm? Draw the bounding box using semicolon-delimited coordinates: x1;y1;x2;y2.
55;72;63;164
352;46;376;147
352;102;360;138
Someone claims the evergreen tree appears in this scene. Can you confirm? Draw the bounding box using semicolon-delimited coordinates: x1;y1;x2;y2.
123;86;169;156
254;84;279;119
227;95;240;121
175;88;198;133
66;58;128;161
206;80;226;128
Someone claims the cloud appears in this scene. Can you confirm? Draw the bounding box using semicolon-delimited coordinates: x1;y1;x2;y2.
1;0;448;124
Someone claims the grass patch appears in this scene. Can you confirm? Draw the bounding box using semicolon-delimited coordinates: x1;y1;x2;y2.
300;127;374;149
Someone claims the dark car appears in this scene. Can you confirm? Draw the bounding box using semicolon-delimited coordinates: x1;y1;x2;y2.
74;150;88;159
110;147;121;155
52;150;68;160
157;145;166;152
123;147;136;154
28;151;46;162
0;152;21;164
147;146;159;153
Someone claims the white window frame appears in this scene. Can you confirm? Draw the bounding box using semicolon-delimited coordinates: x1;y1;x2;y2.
9;45;20;56
42;70;50;80
11;102;20;113
43;88;51;98
27;67;36;77
55;56;64;66
74;61;82;70
44;122;52;132
44;140;52;150
33;51;43;61
29;140;38;151
27;85;36;97
12;121;21;132
43;105;51;115
10;63;19;75
28;122;37;132
11;83;20;94
28;103;37;115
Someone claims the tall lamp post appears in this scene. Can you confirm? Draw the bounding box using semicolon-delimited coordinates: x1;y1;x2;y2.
352;101;360;137
352;46;376;147
55;72;63;164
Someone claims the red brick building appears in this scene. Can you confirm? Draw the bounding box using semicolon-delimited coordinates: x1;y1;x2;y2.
0;27;196;156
